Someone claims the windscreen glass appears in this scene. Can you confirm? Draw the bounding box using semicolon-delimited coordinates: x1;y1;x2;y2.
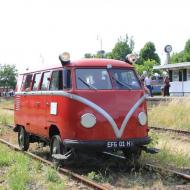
76;68;141;90
76;69;112;90
111;69;141;90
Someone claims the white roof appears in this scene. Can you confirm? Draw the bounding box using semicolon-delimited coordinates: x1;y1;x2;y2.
153;62;190;70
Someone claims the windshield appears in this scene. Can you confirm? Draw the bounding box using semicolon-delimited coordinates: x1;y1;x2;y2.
76;68;141;90
111;69;141;90
76;69;112;90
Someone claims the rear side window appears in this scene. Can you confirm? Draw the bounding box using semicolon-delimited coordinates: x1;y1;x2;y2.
40;72;50;90
22;74;33;91
15;75;23;92
49;70;63;90
32;73;41;91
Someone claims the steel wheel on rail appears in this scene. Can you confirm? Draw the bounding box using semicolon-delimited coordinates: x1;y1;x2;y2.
18;127;30;151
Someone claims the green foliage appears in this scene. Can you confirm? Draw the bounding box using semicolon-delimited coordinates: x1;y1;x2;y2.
84;34;134;61
110;35;133;61
143;143;190;168
84;51;108;58
138;42;160;65
0;110;14;125
46;168;60;183
84;53;93;58
0;144;65;190
87;171;113;183
8;154;31;190
0;148;13;167
171;52;184;63
135;59;157;75
48;183;65;190
87;171;105;182
171;39;190;63
45;168;65;190
0;64;18;90
148;99;190;131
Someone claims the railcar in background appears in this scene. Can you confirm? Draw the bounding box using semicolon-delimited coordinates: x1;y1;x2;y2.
14;53;151;163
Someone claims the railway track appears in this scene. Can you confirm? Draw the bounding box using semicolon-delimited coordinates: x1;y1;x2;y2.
1;124;190;189
0;138;109;190
102;152;190;181
1;107;14;111
150;126;190;136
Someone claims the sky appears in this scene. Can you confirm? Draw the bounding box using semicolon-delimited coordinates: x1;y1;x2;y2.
0;0;189;72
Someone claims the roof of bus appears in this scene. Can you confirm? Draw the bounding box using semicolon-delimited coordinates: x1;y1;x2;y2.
21;58;133;74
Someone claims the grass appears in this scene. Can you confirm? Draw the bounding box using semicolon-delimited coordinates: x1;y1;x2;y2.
0;97;14;125
0;110;14;125
0;143;65;190
143;131;190;168
148;98;190;131
0;97;14;109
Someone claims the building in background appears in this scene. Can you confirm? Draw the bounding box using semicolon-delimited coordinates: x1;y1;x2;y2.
154;62;190;96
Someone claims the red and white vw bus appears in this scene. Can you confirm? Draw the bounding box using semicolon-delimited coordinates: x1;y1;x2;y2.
14;53;151;161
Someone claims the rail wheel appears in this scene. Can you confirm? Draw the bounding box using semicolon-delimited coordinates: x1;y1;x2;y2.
123;148;142;166
18;127;30;151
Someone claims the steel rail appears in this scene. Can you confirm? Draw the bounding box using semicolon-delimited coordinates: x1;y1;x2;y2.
1;107;14;111
150;126;190;136
0;138;109;190
146;163;190;180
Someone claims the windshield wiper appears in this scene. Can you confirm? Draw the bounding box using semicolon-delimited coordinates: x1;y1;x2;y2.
112;76;132;90
78;77;97;90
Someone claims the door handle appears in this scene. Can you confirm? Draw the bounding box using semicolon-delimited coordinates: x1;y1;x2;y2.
46;102;50;106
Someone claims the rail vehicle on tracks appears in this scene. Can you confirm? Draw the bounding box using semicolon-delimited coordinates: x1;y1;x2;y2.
14;52;152;162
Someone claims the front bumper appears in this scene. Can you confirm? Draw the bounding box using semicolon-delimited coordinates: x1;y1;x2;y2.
63;136;151;150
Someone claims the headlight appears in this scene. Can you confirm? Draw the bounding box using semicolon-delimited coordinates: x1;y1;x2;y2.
138;112;147;126
80;113;96;128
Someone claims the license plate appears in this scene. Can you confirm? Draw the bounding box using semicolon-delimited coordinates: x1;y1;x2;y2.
106;141;133;148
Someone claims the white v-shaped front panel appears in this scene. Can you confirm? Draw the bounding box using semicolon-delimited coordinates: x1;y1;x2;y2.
70;93;146;138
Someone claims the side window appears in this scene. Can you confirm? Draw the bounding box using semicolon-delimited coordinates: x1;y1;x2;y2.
40;72;50;90
32;73;41;91
49;70;63;90
15;75;23;92
22;74;33;91
187;69;190;81
172;70;179;81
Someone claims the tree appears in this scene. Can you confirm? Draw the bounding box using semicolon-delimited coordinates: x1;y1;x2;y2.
84;34;134;61
110;34;134;61
171;52;184;63
84;53;93;58
138;42;160;65
0;64;18;90
135;59;157;76
171;39;190;63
